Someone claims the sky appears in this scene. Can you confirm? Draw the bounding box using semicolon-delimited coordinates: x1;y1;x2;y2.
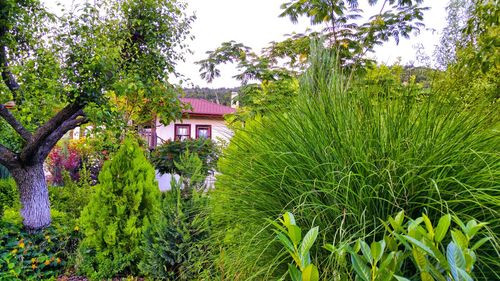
44;0;448;88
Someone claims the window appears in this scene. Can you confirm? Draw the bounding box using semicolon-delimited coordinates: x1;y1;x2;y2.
174;124;190;140
196;125;211;139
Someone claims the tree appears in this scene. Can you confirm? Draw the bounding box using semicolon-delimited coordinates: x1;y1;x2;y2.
0;0;193;230
196;1;428;121
434;0;499;105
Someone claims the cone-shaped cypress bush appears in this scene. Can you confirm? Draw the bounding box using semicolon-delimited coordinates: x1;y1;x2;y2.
78;138;160;279
209;49;500;279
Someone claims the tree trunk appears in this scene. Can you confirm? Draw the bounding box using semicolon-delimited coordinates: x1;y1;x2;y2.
11;163;51;231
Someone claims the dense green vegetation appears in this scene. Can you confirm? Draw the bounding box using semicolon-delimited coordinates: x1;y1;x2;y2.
208;49;499;279
77;139;160;279
0;0;498;280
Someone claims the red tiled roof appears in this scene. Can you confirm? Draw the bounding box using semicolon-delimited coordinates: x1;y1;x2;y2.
180;98;235;117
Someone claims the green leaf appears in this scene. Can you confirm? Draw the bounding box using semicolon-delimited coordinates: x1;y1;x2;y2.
276;231;295;254
402;235;435;258
422;214;435;240
451;230;468;250
288;264;302;281
300;226;319;258
378;251;396;273
412;247;428;270
288;224;302;246
360;240;373;263
350;253;371;281
456;267;474;281
370;240;385;264
394;276;411;281
434;214;451;243
471;237;491;251
447;242;466;280
283;212;296;227
302;264;319;281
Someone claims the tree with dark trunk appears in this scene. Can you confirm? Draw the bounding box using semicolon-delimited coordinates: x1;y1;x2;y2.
0;0;194;231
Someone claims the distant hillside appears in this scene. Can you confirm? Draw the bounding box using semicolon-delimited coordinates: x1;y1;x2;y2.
183;87;240;106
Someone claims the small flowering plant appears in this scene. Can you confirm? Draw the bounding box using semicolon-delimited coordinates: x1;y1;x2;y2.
0;221;81;280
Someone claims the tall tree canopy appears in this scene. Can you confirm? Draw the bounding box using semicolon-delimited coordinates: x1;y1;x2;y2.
196;0;428;121
0;0;193;230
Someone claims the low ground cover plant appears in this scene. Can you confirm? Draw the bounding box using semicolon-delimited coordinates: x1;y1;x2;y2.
209;49;500;279
0;221;81;280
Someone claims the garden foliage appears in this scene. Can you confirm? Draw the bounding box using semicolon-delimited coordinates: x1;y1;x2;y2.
0;178;17;219
209;49;500;279
0;221;81;280
140;151;211;280
151;138;219;176
77;138;160;279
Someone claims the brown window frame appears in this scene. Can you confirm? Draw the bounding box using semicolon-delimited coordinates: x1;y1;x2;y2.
195;125;212;139
174;124;191;140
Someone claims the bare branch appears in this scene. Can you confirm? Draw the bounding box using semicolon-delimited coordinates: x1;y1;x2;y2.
0;104;32;141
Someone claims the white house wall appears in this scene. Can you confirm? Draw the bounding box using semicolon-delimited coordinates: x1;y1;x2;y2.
155;118;233;144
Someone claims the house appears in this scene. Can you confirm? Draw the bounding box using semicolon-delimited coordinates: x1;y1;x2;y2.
141;98;236;191
141;97;236;147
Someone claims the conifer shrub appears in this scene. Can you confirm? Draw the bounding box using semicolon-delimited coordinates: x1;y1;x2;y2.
209;50;500;279
140;151;212;280
77;138;160;279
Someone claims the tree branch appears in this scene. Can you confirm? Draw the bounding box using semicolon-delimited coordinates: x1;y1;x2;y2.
0;143;18;169
0;45;20;99
34;115;89;162
0;104;32;141
20;103;84;164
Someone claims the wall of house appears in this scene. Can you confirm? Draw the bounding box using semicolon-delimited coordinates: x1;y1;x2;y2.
155;118;233;144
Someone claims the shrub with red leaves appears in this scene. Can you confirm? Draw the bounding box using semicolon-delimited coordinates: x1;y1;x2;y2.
47;145;81;185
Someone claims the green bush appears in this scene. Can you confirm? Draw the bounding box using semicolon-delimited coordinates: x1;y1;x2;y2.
151;138;220;176
140;151;212;280
0;221;81;280
0;178;18;219
77;138;160;280
209;50;500;279
326;211;492;281
49;172;94;224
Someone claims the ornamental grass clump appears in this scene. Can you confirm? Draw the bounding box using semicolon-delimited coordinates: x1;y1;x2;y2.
77;138;160;280
209;49;500;280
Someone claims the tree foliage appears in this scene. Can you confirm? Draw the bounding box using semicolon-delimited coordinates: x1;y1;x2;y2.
78;138;160;279
197;1;429;123
0;0;193;229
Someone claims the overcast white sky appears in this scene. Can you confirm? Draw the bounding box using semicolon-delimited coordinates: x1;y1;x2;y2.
44;0;448;88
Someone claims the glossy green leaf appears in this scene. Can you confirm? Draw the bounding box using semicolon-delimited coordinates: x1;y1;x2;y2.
288;224;302;246
350;253;371;281
360;240;372;263
434;214;451;243
451;230;468;250
302;264;319;281
371;240;385;264
283;212;296;227
447;242;466;281
422;214;435;240
288;264;302;281
471;236;491;251
299;226;319;258
403;235;435;258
